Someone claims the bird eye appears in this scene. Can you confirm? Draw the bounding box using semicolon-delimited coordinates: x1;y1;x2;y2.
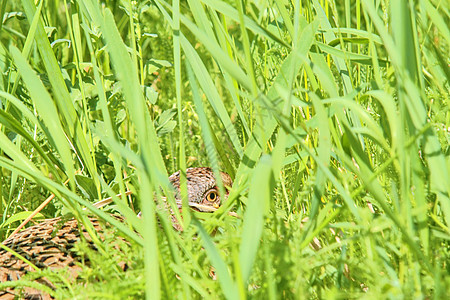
206;190;217;202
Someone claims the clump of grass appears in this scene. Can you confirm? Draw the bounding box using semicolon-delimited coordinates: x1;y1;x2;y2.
0;0;448;298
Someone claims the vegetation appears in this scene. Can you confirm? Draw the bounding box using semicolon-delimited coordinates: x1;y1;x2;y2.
0;0;449;298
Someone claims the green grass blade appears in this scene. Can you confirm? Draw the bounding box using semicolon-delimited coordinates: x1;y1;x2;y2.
10;47;75;180
21;0;98;187
239;155;273;282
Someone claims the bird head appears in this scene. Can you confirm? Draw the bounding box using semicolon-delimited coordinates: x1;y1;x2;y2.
169;167;233;212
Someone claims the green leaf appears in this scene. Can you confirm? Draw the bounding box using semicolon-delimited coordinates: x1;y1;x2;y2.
0;211;44;228
239;155;273;283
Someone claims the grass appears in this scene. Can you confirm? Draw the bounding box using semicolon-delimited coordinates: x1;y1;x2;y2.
0;0;449;298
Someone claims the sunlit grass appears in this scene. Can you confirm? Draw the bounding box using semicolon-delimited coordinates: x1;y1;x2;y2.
0;0;448;298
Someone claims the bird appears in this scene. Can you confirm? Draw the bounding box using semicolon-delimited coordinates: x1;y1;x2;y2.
0;167;232;299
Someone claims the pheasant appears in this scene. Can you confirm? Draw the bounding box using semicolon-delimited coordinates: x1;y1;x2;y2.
0;167;232;299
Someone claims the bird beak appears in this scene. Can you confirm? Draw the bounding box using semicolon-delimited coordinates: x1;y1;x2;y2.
188;203;218;212
174;200;219;212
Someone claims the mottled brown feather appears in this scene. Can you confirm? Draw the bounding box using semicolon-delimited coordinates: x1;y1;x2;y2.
0;167;231;299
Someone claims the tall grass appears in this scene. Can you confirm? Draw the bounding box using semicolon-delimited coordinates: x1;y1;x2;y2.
0;0;448;298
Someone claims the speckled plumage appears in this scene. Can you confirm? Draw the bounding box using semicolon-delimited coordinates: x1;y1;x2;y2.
169;167;233;210
0;167;232;299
